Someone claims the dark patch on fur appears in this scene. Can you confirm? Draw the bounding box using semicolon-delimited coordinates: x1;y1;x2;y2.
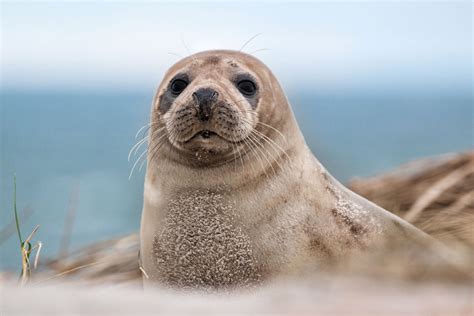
301;219;335;261
158;91;175;114
158;73;191;114
331;208;368;238
203;56;220;66
228;60;239;68
308;238;333;258
322;172;337;197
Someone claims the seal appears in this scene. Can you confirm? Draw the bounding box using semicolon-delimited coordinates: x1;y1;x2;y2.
139;50;464;290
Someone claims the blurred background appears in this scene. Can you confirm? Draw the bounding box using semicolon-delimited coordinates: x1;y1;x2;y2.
1;2;472;270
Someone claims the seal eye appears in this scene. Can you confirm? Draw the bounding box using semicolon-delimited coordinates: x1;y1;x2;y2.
170;79;188;95
237;80;257;96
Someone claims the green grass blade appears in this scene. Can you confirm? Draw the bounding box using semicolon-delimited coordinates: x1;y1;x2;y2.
13;174;23;244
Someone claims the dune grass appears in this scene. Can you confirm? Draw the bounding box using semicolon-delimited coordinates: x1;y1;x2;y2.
12;175;42;285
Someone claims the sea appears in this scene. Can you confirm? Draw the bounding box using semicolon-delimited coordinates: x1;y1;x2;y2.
0;91;472;270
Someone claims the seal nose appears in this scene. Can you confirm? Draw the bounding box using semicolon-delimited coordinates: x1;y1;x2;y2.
192;88;219;121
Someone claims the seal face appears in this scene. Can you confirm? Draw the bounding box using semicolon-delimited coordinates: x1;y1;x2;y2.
149;52;268;167
140;50;453;290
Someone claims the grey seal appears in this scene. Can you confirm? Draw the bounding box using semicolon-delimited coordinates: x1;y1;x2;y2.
139;50;466;290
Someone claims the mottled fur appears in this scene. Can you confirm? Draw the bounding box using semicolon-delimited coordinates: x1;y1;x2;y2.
152;190;262;290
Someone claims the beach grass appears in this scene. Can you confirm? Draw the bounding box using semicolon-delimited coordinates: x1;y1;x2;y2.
12;175;42;285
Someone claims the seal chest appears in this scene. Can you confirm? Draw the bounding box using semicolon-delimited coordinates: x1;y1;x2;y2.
152;190;262;289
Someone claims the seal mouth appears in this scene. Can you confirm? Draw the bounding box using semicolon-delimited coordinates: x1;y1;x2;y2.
200;130;215;139
184;130;220;143
175;129;236;161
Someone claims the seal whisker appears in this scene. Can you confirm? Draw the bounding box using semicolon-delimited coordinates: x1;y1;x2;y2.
239;120;271;178
128;136;149;162
242;130;269;179
247;132;277;177
250;130;284;173
240;135;261;178
129;127;167;178
239;33;262;52
148;131;171;166
168;52;182;58
256;121;287;143
135;120;160;139
180;34;197;64
243;118;291;162
248;48;270;55
129;126;167;161
229;137;238;172
235;106;284;141
232;134;246;171
129;148;149;180
138;154;148;172
135;122;161;140
137;133;167;173
135;123;152;139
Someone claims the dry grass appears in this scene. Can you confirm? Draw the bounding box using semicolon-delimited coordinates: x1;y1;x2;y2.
349;151;474;252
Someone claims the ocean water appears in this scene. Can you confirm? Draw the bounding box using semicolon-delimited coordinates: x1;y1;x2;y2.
0;91;472;270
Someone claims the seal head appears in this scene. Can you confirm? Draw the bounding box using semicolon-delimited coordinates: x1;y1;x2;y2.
148;50;294;168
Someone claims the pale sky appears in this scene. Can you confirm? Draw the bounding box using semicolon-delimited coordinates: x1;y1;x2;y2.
1;1;472;95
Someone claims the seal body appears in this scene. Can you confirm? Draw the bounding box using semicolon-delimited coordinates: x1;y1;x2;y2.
140;50;455;290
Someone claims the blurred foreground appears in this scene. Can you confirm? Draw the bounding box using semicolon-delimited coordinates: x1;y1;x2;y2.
1;277;472;315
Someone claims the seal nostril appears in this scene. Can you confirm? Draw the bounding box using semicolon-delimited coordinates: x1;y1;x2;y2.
192;92;199;105
211;91;219;102
202;130;211;138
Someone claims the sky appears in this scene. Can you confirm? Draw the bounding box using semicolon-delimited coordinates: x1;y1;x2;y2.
1;1;472;96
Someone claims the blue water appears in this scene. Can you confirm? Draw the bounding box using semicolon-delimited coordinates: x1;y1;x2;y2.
0;91;472;270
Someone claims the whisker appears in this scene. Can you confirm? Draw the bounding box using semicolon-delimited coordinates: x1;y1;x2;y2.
168;52;182;58
128;136;148;162
138;156;147;172
240;125;268;179
129;149;148;180
241;136;261;177
255;121;287;142
248;48;270;55
229;136;238;172
181;34;197;64
250;130;285;173
148;131;171;165
247;131;276;177
239;33;262;52
232;134;245;171
242;118;290;161
128;126;167;161
135;120;160;139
